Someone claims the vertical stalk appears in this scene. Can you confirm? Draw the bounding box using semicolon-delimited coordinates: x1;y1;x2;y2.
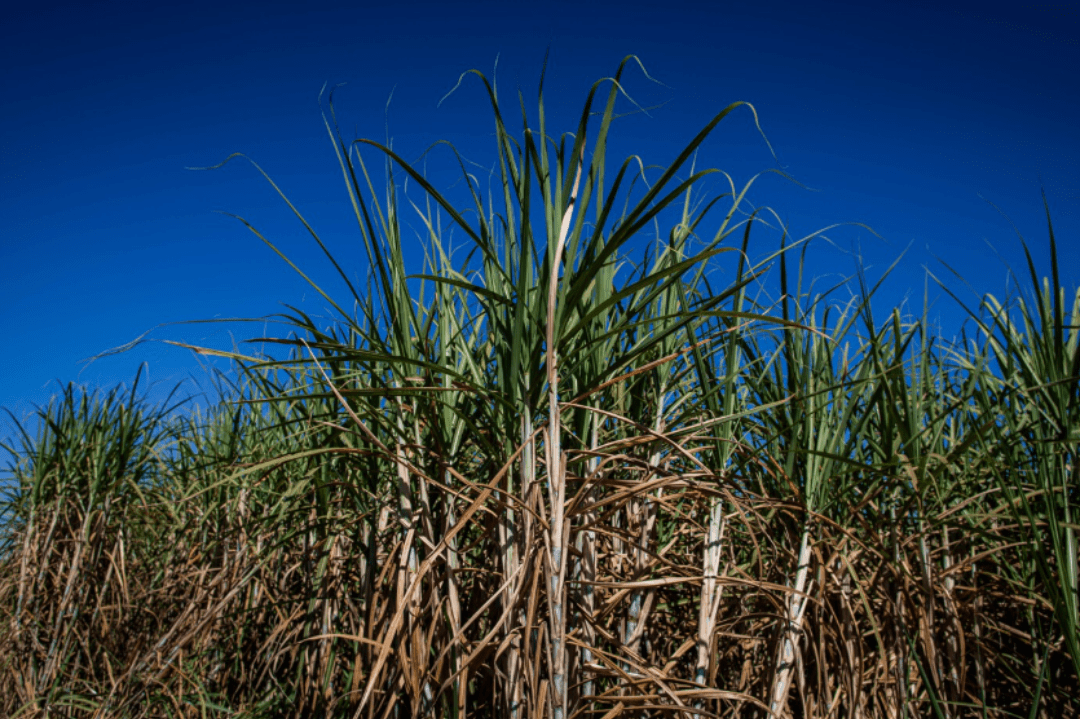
972;549;986;709
576;416;599;702
692;244;747;708
625;398;666;658
544;142;583;719
769;526;813;718
505;409;531;719
693;498;728;712
695;496;727;687
890;503;908;717
394;408;433;712
940;527;959;703
434;462;464;717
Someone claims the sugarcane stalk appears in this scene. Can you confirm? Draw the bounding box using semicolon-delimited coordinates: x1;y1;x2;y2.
769;526;812;718
544;141;584;719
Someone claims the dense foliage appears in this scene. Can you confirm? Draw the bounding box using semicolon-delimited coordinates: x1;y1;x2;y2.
2;58;1077;718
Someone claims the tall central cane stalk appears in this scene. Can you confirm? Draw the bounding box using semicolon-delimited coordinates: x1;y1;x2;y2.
545;141;584;719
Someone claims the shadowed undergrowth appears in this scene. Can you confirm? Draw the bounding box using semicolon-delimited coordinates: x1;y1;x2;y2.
1;58;1077;718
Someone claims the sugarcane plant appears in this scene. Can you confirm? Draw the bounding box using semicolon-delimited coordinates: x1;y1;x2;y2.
0;57;1077;719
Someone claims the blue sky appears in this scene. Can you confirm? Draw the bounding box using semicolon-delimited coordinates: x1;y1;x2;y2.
2;0;1077;458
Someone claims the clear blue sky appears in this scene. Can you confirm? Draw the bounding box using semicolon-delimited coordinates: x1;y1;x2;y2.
2;0;1078;458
